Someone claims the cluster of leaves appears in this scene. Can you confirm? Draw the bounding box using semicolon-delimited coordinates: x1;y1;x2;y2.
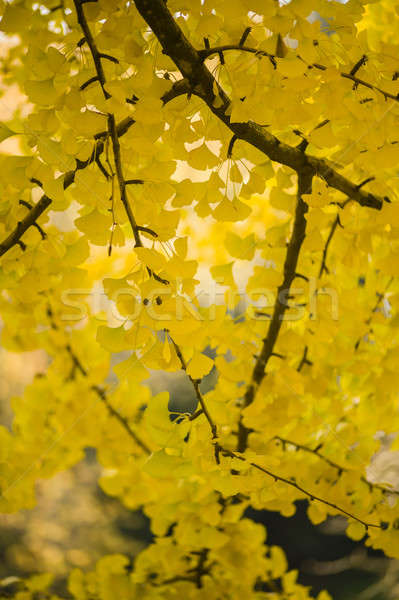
1;0;399;597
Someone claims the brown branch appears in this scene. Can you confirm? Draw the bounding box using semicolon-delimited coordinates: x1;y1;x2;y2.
218;445;382;530
355;277;393;350
237;169;313;452
152;12;384;209
108;114;142;247
0;117;135;259
274;436;399;497
198;45;398;103
74;0;145;250
19;200;47;239
0;195;52;257
349;54;367;76
198;44;274;63
153;550;211;589
46;306;150;454
318;214;342;278
64;343;151;454
168;333;218;445
297;345;312;372
73;0;110;98
74;3;167;271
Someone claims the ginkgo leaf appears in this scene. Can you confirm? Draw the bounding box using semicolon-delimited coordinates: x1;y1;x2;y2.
162;336;171;363
186;351;214;380
75;210;111;245
96;325;129;353
225;231;255;260
346;521;367;541
277;57;307;78
0;123;17;143
134;247;167;272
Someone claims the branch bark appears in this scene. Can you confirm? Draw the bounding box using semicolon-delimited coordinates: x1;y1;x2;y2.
199;45;398;103
0;195;52;257
134;0;385;210
237;169;313;452
0;117;135;258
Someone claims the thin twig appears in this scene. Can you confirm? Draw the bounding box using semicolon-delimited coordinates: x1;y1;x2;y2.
47;307;150;454
297;345;312;372
168;334;218;442
65;343;151;454
274;436;399;496
73;0;110;98
108;114;142;247
355;277;393;350
218;446;382;530
318;214;342;278
198;45;398;103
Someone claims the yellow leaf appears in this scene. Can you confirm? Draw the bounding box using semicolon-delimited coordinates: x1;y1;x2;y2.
135;247;167;272
25;79;58;106
0;123;17;144
143;450;192;478
75;210;111;245
225;231;255;260
162;336;171;363
96;326;129;353
174;237;187;258
277;57;307;78
0;5;31;32
213;198;251;222
270;545;288;578
187;351;214;379
346;521;366;541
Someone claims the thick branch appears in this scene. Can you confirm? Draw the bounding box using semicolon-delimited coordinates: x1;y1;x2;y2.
237;169;313;452
141;0;384;209
0;195;52;257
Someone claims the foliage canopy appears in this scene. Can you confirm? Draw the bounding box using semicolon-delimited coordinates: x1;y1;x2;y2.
1;0;399;597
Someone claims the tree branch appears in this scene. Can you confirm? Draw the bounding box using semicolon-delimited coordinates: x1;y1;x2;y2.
46;307;150;454
108;113;142;247
0;195;52;257
143;0;385;209
218;445;382;530
354;277;393;350
65;341;151;454
274;436;399;497
73;0;110;98
237;169;313;452
318;214;342;278
198;45;398;103
297;345;312;372
0;117;135;259
168;334;219;455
